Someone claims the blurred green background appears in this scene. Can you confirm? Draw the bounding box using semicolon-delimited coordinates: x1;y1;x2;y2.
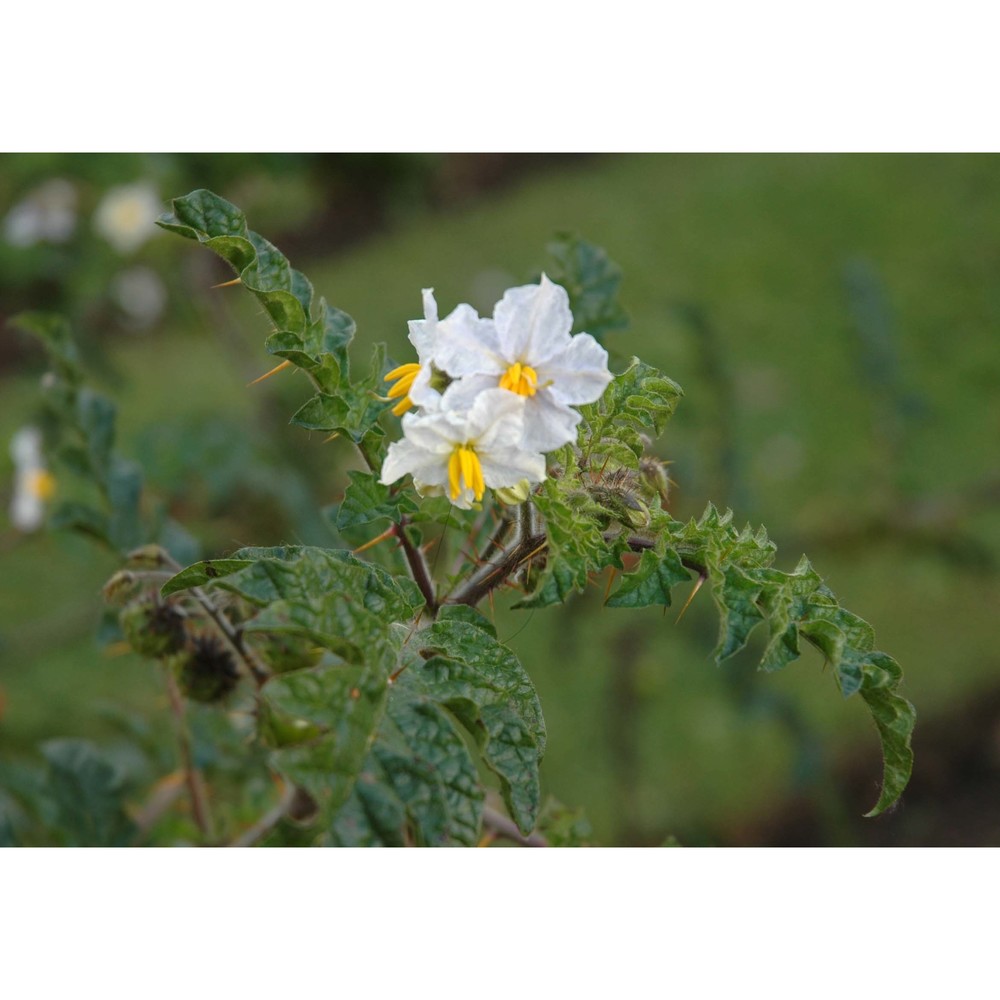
2;153;999;845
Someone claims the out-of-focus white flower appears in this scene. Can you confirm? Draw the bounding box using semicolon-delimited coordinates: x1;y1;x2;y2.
93;181;161;254
383;289;491;416
9;427;55;532
111;265;167;328
380;389;545;509
2;179;78;247
431;274;612;453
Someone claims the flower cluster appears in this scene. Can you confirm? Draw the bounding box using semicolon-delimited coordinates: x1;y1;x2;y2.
379;276;612;508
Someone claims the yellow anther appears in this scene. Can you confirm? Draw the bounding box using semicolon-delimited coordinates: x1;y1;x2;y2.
448;446;485;501
28;469;56;501
499;361;538;397
384;363;421;416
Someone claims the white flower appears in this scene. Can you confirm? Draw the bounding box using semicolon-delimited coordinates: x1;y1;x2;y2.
111;266;168;329
9;427;55;532
380;389;545;509
383;289;492;416
3;179;77;247
93;182;161;254
430;274;612;453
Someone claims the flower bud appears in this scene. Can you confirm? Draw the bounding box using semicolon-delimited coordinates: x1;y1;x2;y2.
120;597;188;659
493;479;532;506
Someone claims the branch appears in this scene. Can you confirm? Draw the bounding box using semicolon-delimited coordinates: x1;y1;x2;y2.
481;806;548;847
228;781;300;847
164;668;214;842
446;531;547;607
395;519;438;614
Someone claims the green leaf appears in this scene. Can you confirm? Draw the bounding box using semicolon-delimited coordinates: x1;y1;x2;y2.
515;474;625;609
161;545;423;622
264;663;387;818
10;312;82;383
578;358;684;466
328;695;484;846
158;189;313;335
607;546;691;608
334;471;417;531
861;685;915;817
545;233;629;342
669;502;915;814
40;739;135;847
406;620;546;833
49;501;111;546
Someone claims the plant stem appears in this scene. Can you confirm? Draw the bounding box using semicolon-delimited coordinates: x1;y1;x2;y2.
229;781;299;847
481;806;548;847
395;519;438;614
164;668;214;842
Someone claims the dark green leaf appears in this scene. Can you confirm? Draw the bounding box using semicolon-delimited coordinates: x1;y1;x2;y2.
407;620;545;833
607;546;691;608
334;471;417;531
40;739;135;847
264;662;387;817
545;233;629;342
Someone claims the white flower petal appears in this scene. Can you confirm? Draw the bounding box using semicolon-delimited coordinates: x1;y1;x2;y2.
536;332;612;405
380;436;449;488
493;274;573;366
431;308;505;378
406;288;438;357
480;447;546;489
465;389;527;448
521;391;583;453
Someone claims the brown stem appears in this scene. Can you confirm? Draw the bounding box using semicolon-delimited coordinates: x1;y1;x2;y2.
395;519;438;614
446;531;547;608
481;806;548;847
228;781;299;847
164;668;214;842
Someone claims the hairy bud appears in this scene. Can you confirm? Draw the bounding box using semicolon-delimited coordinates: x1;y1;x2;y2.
120;597;188;659
172;635;240;703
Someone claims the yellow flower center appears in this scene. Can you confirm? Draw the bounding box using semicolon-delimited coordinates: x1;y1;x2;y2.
447;445;485;501
384;362;421;416
498;361;538;397
28;468;56;501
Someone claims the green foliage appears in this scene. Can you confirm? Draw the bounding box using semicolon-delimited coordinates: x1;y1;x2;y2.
158;190;388;459
604;503;916;815
10;313;186;557
9;189;916;845
545;233;629;343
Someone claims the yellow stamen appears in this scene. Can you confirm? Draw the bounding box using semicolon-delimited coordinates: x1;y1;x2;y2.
384;362;421;416
498;361;538;397
28;469;56;501
448;446;486;501
248;359;293;386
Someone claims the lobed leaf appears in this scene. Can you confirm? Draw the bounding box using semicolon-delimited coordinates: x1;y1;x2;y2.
545;233;629;343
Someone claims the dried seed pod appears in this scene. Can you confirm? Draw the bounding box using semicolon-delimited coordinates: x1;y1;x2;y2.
172;635;240;703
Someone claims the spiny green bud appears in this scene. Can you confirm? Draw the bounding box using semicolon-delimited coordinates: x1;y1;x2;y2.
120;597;188;659
493;479;532;505
588;482;650;529
639;456;672;505
103;570;141;607
172;635;240;703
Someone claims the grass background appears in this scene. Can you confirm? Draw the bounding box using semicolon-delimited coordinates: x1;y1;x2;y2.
2;153;998;844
